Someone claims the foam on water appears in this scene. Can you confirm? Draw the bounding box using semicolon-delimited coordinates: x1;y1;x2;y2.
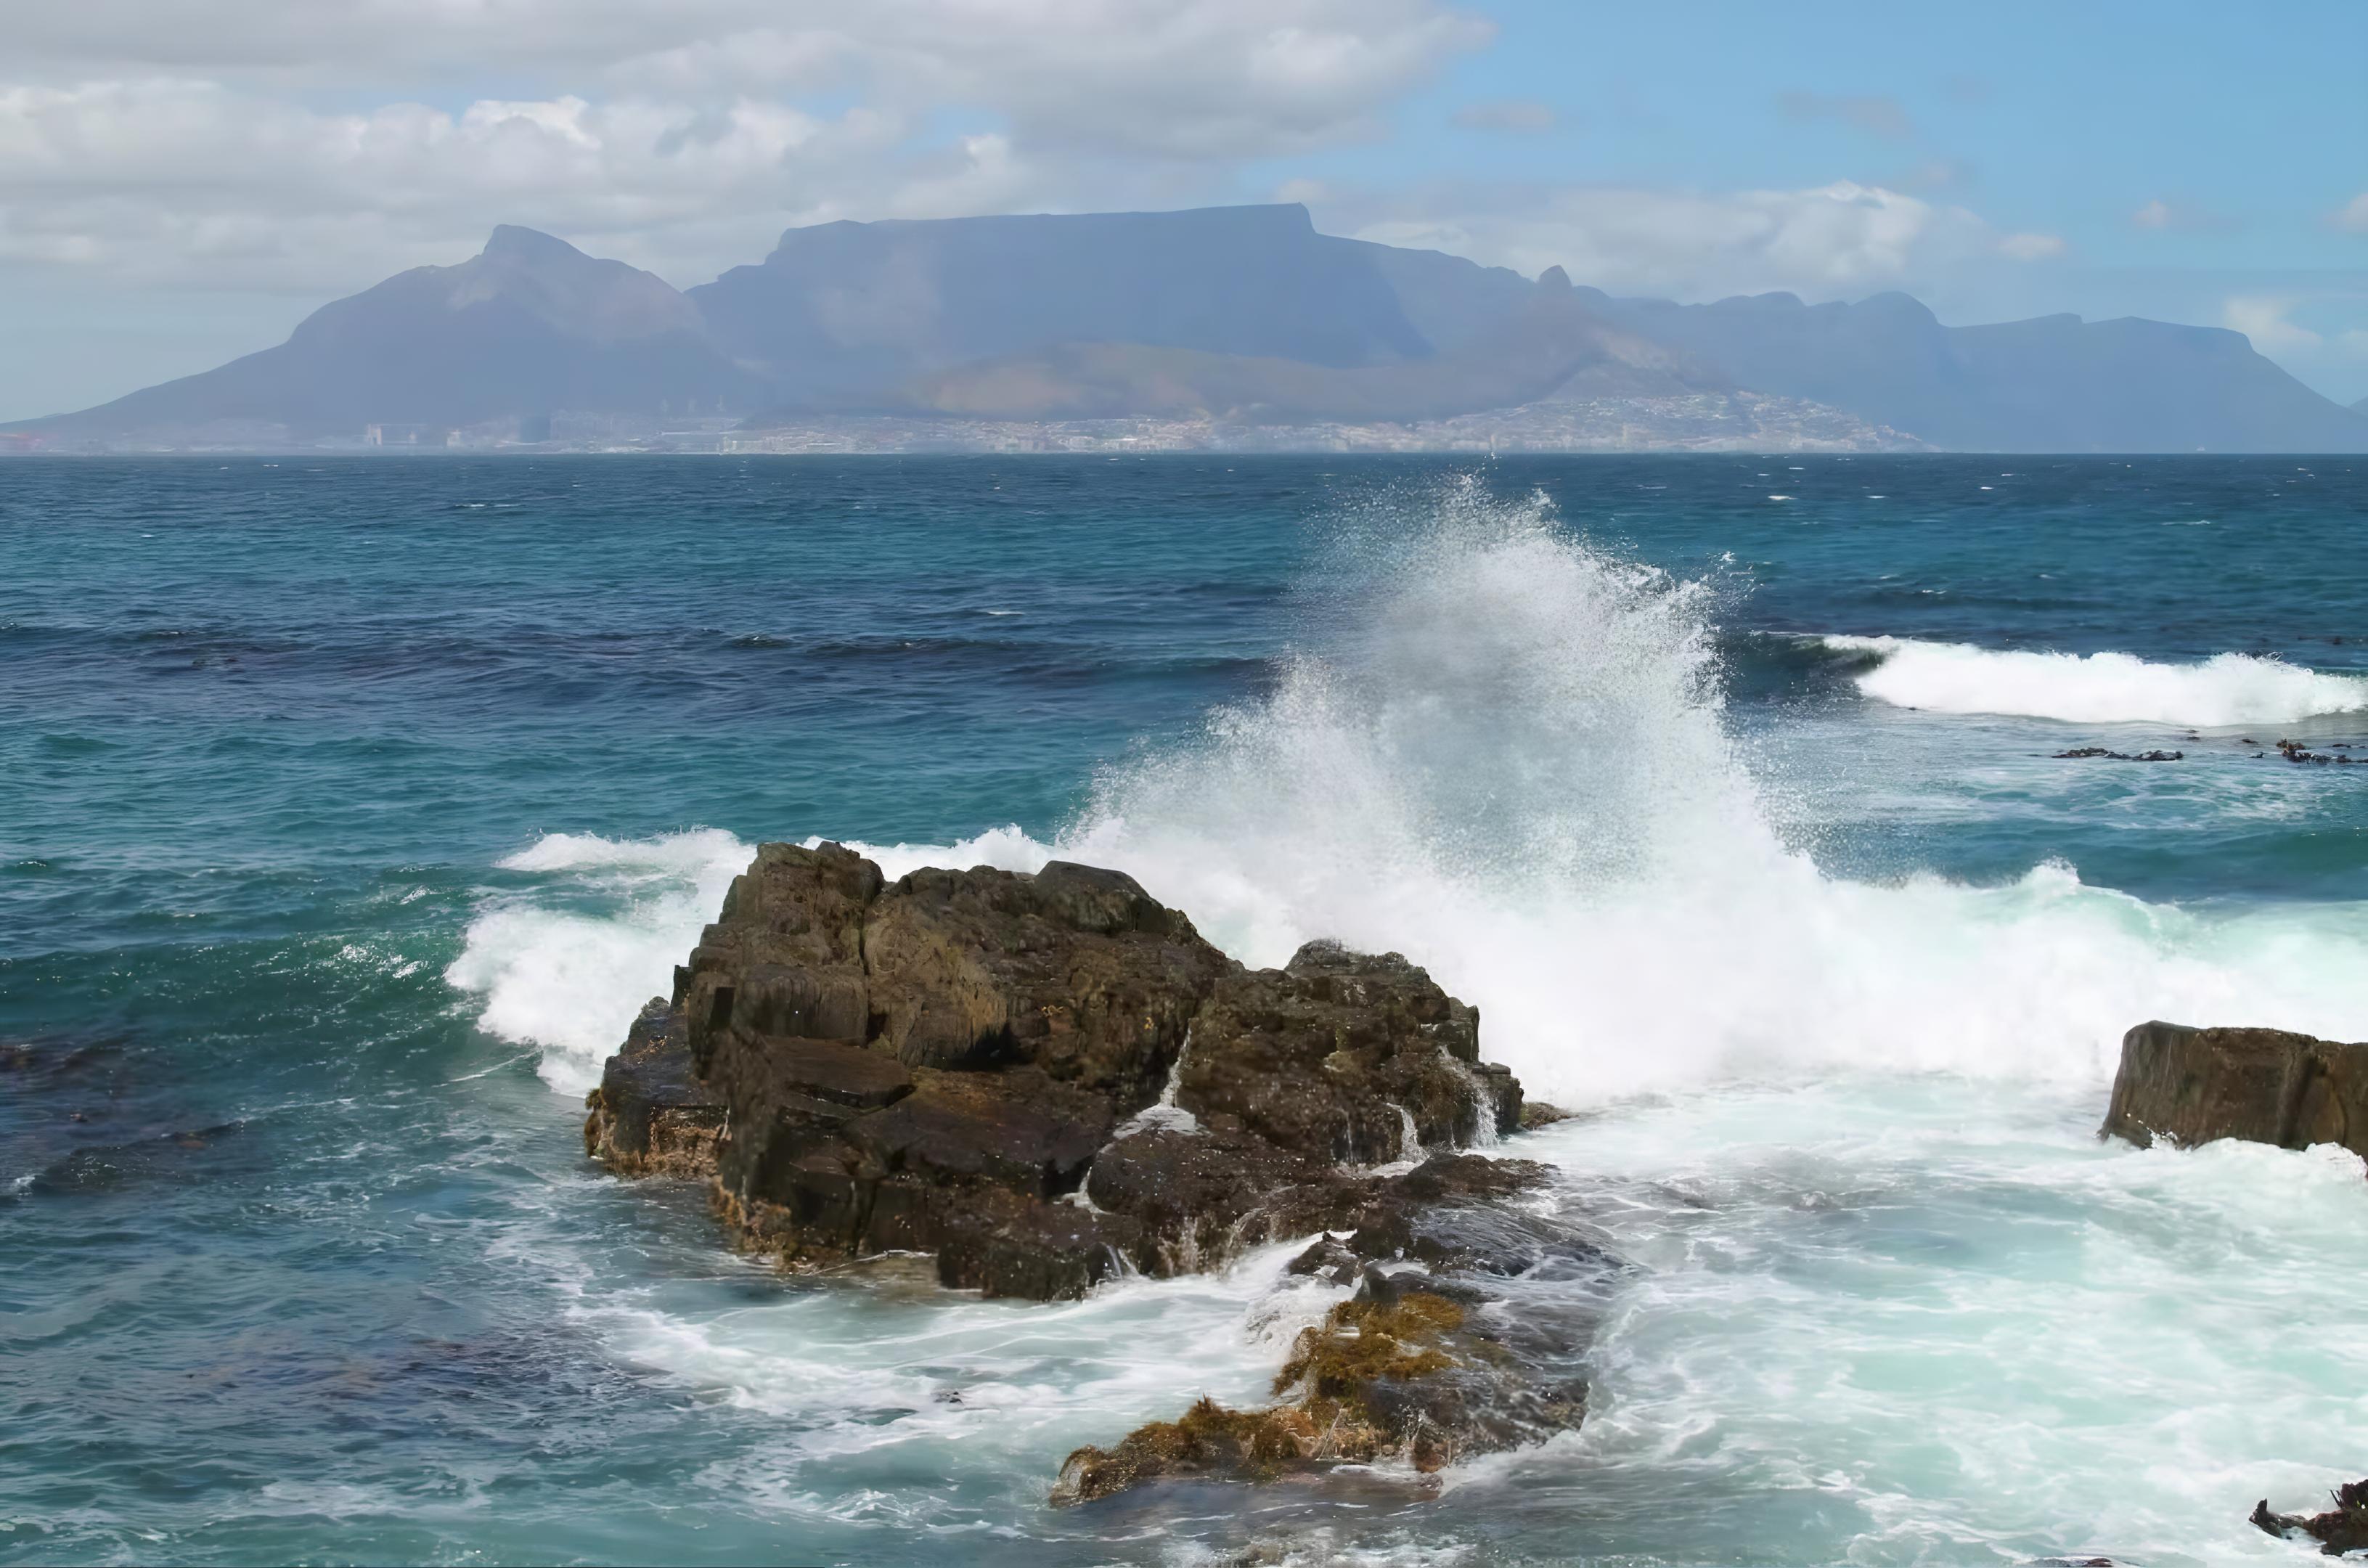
444;830;751;1093
1511;1078;2368;1563
1825;633;2368;724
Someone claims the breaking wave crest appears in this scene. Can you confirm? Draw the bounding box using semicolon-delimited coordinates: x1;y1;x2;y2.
1823;634;2368;725
451;478;2368;1105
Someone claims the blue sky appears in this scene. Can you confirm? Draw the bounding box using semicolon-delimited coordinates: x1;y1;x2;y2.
3;0;2363;420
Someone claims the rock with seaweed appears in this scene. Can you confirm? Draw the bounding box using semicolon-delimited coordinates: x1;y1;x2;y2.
1054;1155;1614;1503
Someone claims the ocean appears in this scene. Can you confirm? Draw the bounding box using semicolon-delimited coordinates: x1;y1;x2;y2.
4;453;2365;1566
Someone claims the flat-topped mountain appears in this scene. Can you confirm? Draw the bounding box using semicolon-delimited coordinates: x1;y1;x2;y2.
14;204;2368;452
693;203;1437;405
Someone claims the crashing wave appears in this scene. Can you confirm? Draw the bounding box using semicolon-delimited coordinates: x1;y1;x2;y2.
1821;634;2368;726
450;478;2368;1106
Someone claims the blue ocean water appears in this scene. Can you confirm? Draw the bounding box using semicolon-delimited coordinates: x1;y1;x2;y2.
4;454;2367;1565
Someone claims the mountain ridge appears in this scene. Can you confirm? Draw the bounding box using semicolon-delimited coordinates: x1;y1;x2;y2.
12;205;2368;452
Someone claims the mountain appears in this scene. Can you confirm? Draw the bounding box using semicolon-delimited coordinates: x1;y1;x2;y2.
2354;396;2368;417
693;204;1436;406
1583;288;2368;452
14;204;2368;452
23;226;764;438
886;267;1720;422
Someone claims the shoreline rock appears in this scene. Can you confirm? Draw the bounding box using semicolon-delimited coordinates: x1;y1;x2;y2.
582;841;1604;1494
2101;1021;2368;1160
2253;1479;2368;1556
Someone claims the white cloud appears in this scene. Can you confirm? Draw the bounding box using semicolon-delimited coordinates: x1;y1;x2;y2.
2134;199;2173;229
2224;295;2322;354
2335;192;2368;234
0;1;1487;292
1997;231;2065;261
1343;181;2041;303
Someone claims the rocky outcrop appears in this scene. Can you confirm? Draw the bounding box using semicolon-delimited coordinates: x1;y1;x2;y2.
585;843;1528;1299
2101;1021;2368;1159
2253;1479;2368;1555
584;841;1604;1496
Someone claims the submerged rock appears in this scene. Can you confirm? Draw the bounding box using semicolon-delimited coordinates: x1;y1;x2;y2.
2253;1479;2368;1555
2102;1021;2368;1159
1055;1153;1610;1503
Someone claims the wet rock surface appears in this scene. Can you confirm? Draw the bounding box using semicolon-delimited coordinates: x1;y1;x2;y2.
584;999;724;1177
2102;1020;2368;1160
584;841;1601;1491
2253;1479;2368;1556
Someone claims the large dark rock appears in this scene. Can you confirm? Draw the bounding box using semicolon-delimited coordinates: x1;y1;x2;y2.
590;843;1534;1301
2102;1021;2368;1159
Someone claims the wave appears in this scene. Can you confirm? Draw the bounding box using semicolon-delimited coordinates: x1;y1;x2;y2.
1821;634;2368;725
449;477;2368;1106
444;830;751;1093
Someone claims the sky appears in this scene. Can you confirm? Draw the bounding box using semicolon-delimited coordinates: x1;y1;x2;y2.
3;0;2365;421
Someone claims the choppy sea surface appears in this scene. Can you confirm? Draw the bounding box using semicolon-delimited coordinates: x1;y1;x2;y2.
4;454;2367;1567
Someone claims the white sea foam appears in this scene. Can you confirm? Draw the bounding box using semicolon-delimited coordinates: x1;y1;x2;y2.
449;479;2368;1107
444;830;751;1093
1824;634;2368;725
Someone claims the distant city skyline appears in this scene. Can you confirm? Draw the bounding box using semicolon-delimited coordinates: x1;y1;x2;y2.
3;0;2364;422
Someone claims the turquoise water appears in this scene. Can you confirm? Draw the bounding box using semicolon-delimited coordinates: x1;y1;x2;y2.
5;454;2367;1565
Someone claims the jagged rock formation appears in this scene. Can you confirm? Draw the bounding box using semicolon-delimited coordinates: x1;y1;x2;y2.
585;843;1527;1298
584;841;1617;1495
2101;1021;2368;1159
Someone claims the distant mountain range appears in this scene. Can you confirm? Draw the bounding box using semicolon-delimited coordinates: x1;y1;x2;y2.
14;204;2368;453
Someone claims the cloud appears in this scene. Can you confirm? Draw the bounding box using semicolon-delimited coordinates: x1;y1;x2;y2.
2224;295;2322;354
1341;180;2033;302
2131;197;2235;234
2334;193;2368;234
1453;98;1555;134
1774;90;1914;141
1997;232;2066;261
0;1;1490;292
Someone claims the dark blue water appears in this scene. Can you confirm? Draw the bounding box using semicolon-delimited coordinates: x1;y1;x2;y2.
5;454;2367;1566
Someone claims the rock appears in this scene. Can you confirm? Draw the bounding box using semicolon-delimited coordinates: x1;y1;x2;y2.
2102;1021;2368;1159
1181;941;1517;1164
582;997;724;1177
2253;1479;2368;1555
590;844;1533;1301
1055;1161;1609;1503
1519;1101;1576;1130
